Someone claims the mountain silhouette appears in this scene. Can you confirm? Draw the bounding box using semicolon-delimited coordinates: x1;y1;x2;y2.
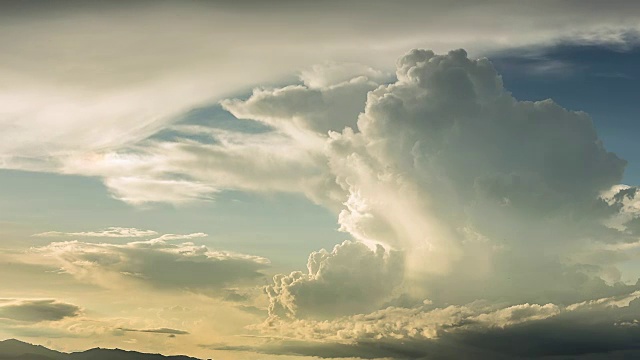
0;339;201;360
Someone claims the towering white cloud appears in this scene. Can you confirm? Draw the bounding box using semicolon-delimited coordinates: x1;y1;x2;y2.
320;49;629;304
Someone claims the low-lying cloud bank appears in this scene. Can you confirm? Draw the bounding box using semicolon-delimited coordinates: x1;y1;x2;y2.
217;290;640;359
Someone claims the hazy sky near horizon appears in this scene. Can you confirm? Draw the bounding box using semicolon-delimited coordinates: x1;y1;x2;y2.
2;1;640;359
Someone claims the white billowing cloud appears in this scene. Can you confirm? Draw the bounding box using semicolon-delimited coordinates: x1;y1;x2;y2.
601;185;640;234
265;241;403;319
28;234;269;292
33;227;158;238
316;49;627;305
567;185;640;283
299;62;391;89
222;75;379;136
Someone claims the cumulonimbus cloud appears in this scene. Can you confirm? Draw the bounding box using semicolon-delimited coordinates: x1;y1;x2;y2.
8;47;640;358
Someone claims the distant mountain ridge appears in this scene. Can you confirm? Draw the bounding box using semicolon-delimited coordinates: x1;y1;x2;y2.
0;339;201;360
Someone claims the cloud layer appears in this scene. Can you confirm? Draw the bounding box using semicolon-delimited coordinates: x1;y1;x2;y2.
28;232;269;293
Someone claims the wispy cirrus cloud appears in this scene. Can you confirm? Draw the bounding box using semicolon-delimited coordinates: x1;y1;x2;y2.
33;227;158;238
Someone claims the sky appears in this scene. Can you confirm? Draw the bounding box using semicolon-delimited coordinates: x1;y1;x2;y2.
2;1;640;359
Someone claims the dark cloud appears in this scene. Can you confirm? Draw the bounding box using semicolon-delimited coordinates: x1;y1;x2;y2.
236;305;267;316
0;299;80;323
222;289;250;303
118;327;189;335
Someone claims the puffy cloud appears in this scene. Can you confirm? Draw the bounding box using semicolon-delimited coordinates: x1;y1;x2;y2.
601;185;640;234
0;299;81;323
28;233;269;293
265;241;403;319
332;48;623;243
